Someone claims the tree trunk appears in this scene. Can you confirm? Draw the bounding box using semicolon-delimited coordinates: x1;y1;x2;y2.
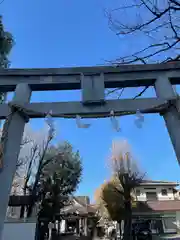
20;205;25;218
117;221;122;239
20;187;26;218
123;200;132;240
27;193;37;218
34;220;40;240
26;169;41;218
27;202;34;218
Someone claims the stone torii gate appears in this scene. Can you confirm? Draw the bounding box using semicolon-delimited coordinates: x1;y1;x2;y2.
0;62;180;238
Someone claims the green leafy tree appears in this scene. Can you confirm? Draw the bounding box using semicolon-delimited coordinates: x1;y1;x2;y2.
17;120;82;223
37;142;82;222
0;15;14;169
19;131;83;239
0;15;14;102
25;140;82;220
32;141;82;240
0;16;13;67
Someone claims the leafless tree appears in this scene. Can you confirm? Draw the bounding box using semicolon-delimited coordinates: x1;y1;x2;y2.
15;136;33;178
106;0;180;65
25;124;55;218
110;139;145;240
0;124;32;184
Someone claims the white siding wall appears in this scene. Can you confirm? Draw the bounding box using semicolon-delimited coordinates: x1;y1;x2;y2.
174;191;180;200
176;211;180;229
135;186;175;201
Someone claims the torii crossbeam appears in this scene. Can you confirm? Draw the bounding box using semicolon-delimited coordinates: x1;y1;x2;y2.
0;62;180;239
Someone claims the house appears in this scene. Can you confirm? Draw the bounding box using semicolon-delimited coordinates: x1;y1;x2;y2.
5;194;97;237
4;195;97;240
135;180;179;201
6;195;96;218
93;179;180;237
132;180;180;235
59;196;96;235
5;179;180;238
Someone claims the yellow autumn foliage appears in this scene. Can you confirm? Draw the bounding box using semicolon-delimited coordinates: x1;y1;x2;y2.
94;176;125;222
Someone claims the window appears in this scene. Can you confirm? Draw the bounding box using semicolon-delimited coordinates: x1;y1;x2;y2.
151;220;159;234
163;218;176;232
146;192;157;201
136;190;140;196
161;189;168;196
7;206;17;218
153;220;164;234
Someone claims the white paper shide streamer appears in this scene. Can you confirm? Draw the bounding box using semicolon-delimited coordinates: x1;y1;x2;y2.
45;110;55;137
110;110;120;132
76;115;91;128
45;110;54;127
134;109;144;128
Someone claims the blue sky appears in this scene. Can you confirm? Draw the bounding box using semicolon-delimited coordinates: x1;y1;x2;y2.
1;0;180;201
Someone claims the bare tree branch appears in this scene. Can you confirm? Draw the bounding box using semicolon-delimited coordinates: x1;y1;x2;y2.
133;86;150;99
15;137;33;177
106;0;180;64
104;0;180;99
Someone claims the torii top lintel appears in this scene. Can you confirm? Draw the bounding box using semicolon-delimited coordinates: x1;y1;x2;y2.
0;62;180;92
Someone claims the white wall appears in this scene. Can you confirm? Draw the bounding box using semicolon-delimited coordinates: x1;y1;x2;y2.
174;191;180;200
2;222;36;240
135;186;175;201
